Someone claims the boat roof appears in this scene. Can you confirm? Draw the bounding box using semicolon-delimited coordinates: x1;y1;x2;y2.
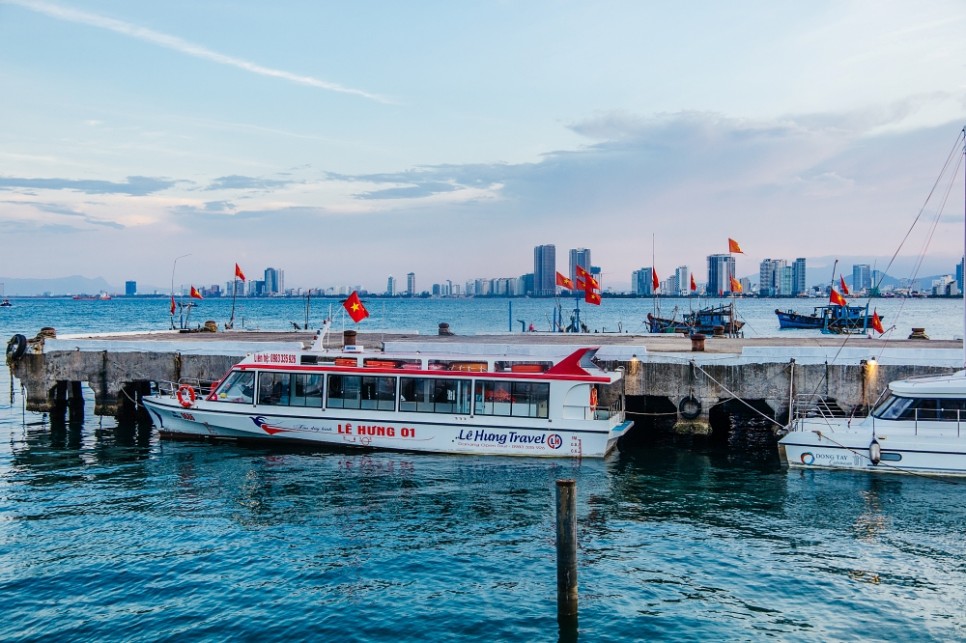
890;370;966;396
234;344;620;383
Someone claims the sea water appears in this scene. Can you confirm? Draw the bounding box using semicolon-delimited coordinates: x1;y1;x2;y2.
2;298;966;641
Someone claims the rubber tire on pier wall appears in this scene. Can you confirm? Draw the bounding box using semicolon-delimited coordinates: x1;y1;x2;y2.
6;334;27;361
678;395;701;420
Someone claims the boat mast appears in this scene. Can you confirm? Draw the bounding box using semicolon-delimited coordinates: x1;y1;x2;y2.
962;125;965;368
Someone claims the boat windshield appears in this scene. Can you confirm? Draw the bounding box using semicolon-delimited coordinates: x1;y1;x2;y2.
871;395;914;420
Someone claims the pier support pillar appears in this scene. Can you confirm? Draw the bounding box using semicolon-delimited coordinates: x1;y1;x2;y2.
672;418;712;436
68;381;84;423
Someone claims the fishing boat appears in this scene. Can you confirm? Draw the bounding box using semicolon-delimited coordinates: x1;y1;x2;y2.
141;328;633;458
778;125;966;475
647;303;744;336
775;304;880;333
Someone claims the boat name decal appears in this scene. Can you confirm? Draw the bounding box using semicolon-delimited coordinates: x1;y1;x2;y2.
253;352;297;364
456;429;562;449
338;422;416;438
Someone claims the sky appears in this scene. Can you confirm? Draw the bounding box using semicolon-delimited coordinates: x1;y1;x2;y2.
1;0;965;293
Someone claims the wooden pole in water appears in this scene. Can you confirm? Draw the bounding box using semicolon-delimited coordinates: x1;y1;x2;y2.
555;479;578;617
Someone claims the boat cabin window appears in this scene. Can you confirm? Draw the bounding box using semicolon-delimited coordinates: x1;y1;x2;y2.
215;370;255;404
258;372;292;406
873;396;915;420
873;396;966;421
475;380;549;418
399;377;472;414
328;374;396;411
292;374;324;408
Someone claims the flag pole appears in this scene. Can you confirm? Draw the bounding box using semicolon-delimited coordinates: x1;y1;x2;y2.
228;275;238;330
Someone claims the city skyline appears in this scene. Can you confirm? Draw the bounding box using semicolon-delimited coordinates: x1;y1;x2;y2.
115;247;962;299
1;2;964;289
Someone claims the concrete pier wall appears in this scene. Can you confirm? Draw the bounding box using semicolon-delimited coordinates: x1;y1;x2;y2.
7;333;961;434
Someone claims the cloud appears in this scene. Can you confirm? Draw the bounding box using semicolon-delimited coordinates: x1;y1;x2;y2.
3;0;391;103
206;175;302;191
0;175;176;195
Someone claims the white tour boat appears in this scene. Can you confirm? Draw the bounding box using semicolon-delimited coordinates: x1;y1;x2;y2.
779;125;966;476
141;334;633;458
778;374;966;475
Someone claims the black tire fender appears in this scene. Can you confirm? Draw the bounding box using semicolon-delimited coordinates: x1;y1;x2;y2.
678;395;701;420
6;334;27;360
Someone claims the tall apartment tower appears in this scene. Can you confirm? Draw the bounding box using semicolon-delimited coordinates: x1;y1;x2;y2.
852;264;872;293
569;248;591;285
533;244;556;296
758;259;788;296
706;254;735;296
793;258;807;296
674;266;690;296
406;272;416;296
386;275;396;296
264;268;284;295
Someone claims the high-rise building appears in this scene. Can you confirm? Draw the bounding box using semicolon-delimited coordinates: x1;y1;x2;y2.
631;268;656;296
387;275;396;296
533;244;556;296
569;248;591;285
264;267;284;295
852;264;872;293
124;281;136;296
793;258;807;296
957;258;964;293
674;266;690;296
758;259;788;296
407;272;416;296
707;254;735;296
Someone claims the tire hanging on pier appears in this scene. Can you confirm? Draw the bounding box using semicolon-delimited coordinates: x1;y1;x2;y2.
678;395;701;420
6;334;27;361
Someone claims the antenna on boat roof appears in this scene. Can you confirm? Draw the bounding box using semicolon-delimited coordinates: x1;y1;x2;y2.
310;318;332;351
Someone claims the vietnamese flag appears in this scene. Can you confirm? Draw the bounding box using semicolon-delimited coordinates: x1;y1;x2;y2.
690;273;697;292
235;263;246;281
556;271;574;290
169;295;176;315
190;286;203;299
728;238;743;254
829;288;847;306
651;268;659;290
871;309;885;334
584;289;601;305
575;265;599;290
839;275;850;296
730;276;742;293
343;290;369;323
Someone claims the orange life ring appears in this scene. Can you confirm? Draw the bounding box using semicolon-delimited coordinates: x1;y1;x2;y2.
590;387;598;411
176;384;197;408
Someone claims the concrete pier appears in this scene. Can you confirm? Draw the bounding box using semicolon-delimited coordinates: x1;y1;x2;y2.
6;328;962;437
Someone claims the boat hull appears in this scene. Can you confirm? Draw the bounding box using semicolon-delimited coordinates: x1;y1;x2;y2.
779;418;966;476
143;395;632;458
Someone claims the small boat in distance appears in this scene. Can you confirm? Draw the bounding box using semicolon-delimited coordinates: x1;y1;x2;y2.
141;326;634;458
775;304;880;334
647;303;744;336
72;292;112;301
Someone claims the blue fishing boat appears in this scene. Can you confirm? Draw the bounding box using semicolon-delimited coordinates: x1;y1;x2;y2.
647;303;744;336
775;304;879;333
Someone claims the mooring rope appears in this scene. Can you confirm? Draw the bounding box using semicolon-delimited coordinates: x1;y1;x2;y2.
689;359;786;428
